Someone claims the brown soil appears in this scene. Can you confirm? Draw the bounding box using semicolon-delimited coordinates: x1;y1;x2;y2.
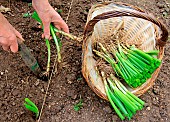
0;0;169;122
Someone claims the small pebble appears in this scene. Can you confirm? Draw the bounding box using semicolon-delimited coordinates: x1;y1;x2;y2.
28;94;33;98
165;8;170;12
147;107;151;110
67;80;73;84
112;115;118;121
1;72;4;75
144;102;149;107
21;80;25;83
35;80;40;86
12;89;20;96
41;88;45;92
5;70;8;73
103;106;112;114
51;102;56;106
67;90;77;99
55;106;62;113
157;2;164;8
12;102;16;106
4;94;8;99
0;90;4;97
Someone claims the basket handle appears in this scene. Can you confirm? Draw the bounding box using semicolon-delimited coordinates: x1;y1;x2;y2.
84;10;168;46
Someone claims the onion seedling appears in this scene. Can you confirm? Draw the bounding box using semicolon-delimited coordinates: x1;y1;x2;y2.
50;25;61;62
45;39;51;76
24;98;39;119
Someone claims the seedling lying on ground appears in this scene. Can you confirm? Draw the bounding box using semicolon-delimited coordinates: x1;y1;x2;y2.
24;98;39;119
23;12;32;18
28;3;32;6
74;99;83;111
77;77;82;81
57;9;63;13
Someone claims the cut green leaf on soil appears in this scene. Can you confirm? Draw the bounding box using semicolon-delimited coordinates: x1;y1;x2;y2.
57;9;63;13
23;12;32;18
77;77;82;81
28;3;32;6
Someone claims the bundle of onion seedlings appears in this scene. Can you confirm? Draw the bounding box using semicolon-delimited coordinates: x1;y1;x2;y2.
31;11;61;76
31;12;71;77
101;72;145;120
93;41;161;88
32;11;80;76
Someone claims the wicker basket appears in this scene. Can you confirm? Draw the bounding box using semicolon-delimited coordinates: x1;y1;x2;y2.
82;2;168;100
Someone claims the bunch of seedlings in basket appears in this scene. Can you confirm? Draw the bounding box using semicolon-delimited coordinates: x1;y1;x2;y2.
93;41;161;88
101;72;145;120
92;35;161;120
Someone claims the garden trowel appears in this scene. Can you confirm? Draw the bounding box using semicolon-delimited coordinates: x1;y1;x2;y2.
17;38;47;80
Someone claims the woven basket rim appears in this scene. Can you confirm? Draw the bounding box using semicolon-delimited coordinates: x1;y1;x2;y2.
83;2;168;47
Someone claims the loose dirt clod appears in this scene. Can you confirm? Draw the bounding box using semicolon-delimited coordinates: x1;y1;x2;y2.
0;5;10;13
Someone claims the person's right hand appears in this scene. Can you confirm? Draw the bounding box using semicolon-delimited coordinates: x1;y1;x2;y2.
0;13;23;53
32;0;69;39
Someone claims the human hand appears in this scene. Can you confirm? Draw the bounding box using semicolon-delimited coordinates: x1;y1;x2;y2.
32;0;69;39
0;13;23;53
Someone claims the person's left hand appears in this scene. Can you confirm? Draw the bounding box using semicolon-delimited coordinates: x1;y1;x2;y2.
32;1;69;39
0;13;23;53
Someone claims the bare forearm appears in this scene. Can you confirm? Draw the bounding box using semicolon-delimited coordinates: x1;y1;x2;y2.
32;0;48;4
0;13;11;35
32;0;48;3
0;12;3;19
32;0;50;11
0;13;6;27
